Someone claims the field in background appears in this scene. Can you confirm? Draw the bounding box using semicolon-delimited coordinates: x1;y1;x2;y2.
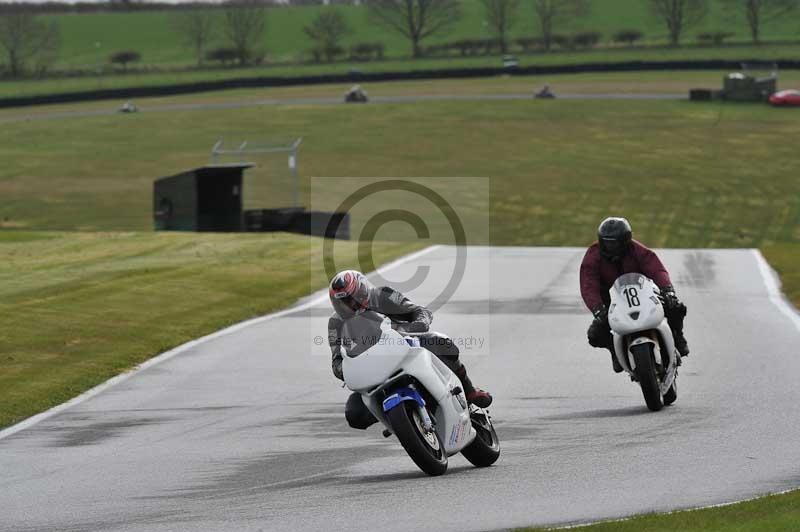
0;0;797;99
0;91;797;248
40;0;800;69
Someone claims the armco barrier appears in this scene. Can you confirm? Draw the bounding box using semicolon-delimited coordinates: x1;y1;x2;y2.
3;59;800;109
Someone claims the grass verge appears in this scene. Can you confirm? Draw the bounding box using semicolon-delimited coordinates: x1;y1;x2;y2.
761;244;800;308
518;489;800;531
0;231;419;429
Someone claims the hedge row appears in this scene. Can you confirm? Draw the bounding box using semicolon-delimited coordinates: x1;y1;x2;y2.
4;59;800;109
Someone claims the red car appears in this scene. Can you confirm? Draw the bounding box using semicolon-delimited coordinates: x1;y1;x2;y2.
769;90;800;106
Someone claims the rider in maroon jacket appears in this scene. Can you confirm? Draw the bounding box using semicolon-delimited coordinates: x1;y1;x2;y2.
580;217;689;372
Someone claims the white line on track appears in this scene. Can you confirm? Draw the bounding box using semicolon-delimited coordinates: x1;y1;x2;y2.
0;244;440;441
752;249;800;332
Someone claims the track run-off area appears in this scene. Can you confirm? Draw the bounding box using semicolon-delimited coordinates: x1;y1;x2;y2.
1;246;799;532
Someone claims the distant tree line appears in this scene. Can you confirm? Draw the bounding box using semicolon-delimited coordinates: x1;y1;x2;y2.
1;0;798;78
362;0;799;58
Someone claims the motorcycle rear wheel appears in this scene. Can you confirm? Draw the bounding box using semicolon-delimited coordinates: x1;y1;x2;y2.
387;401;448;476
631;343;664;412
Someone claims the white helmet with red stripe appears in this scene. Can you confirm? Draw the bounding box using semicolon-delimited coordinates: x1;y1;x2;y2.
329;270;374;318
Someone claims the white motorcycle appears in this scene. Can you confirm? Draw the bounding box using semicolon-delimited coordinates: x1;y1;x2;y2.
608;273;680;411
342;315;500;476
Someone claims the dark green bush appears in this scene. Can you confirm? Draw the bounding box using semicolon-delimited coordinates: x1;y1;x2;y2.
613;29;644;46
572;31;602;48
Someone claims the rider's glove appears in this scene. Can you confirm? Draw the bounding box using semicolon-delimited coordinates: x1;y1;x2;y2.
396;321;428;334
661;285;680;309
332;353;344;381
404;321;429;333
592;305;608;325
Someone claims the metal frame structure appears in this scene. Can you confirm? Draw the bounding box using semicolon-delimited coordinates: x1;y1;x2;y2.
210;138;303;208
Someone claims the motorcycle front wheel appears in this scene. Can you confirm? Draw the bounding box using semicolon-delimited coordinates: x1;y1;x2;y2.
387;401;448;476
630;343;664;412
461;409;500;467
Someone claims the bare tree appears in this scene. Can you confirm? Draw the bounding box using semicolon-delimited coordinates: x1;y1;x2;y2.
721;0;798;43
170;9;216;67
649;0;708;46
223;0;266;65
0;11;60;77
531;0;589;51
367;0;461;58
304;9;351;62
481;0;521;53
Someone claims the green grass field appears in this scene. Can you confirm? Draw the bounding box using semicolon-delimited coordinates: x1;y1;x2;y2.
520;489;800;531
1;91;797;248
39;1;800;69
0;231;418;429
0;0;799;99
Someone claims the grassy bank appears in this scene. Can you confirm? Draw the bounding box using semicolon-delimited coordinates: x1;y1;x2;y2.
0;231;418;428
520;489;800;531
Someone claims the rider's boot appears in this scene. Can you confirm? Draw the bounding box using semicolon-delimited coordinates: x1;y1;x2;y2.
608;347;623;373
455;365;493;408
673;330;690;357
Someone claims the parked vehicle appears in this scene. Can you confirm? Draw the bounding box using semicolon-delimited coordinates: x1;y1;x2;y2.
769;90;800;106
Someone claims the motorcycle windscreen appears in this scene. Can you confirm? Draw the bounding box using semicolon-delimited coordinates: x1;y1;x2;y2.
341;315;416;392
341;311;386;358
611;272;649;294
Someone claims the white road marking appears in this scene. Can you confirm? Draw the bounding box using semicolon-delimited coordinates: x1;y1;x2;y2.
752;249;800;333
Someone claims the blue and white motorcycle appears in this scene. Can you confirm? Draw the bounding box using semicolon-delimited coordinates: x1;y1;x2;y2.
608;273;680;411
342;316;499;476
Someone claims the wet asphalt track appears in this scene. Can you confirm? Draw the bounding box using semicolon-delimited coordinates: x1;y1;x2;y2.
0;92;685;124
1;246;799;532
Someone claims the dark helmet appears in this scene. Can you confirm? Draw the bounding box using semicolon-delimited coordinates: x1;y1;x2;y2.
597;217;632;261
329;270;374;318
